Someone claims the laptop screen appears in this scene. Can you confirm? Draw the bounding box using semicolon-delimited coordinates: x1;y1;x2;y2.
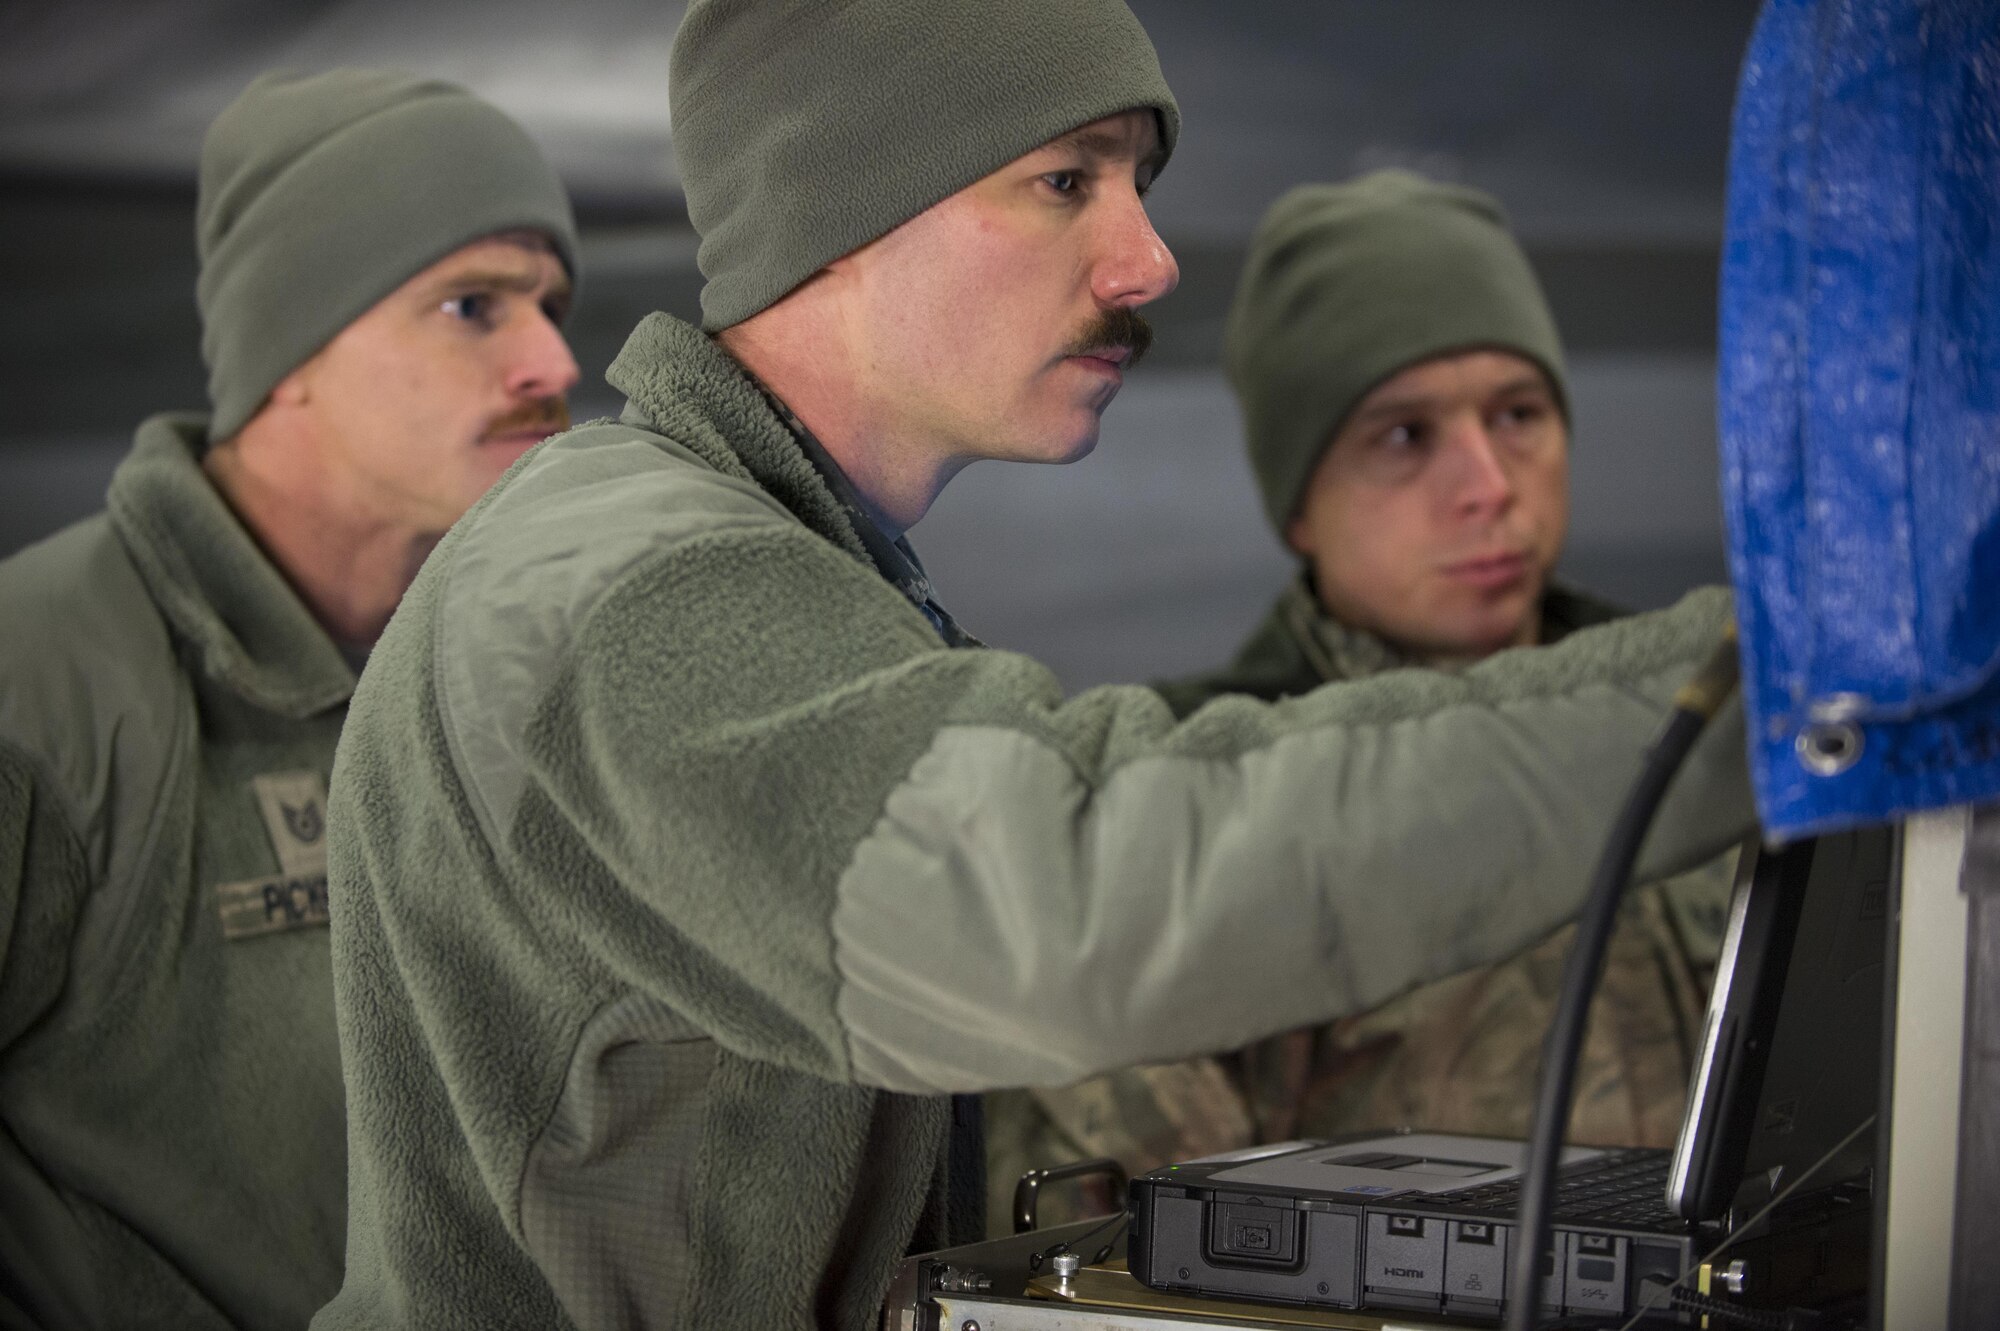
1667;826;1895;1221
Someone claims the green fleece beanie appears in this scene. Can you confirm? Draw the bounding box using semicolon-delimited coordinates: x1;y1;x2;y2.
670;0;1180;331
196;69;580;442
1226;170;1568;534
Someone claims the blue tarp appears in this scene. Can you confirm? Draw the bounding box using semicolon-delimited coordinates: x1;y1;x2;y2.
1721;0;2000;837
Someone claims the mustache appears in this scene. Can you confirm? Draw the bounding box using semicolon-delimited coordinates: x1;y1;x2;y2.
1063;307;1154;369
481;397;570;441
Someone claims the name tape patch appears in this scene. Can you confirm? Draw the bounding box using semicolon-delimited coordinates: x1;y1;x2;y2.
217;871;330;940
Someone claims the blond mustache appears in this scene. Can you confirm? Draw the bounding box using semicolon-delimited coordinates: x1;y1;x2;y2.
482;397;570;441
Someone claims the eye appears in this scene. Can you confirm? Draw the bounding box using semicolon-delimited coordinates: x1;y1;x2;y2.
1379;421;1428;452
1042;169;1082;197
1347;420;1433;485
442;292;496;326
1491;399;1556;448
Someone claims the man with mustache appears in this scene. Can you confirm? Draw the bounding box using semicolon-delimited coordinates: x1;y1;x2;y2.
0;69;577;1329
990;174;1736;1221
316;7;1749;1328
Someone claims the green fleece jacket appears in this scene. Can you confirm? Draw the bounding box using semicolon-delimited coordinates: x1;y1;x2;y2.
317;312;1754;1331
0;416;350;1329
989;579;1735;1232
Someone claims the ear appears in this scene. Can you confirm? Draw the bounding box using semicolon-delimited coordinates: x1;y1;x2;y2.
1281;435;1343;559
268;365;310;409
1283;509;1313;558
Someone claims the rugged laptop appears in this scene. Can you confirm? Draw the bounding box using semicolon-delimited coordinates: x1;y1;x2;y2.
1127;827;1894;1322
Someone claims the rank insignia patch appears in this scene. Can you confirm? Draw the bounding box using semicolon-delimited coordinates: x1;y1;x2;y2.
251;770;329;875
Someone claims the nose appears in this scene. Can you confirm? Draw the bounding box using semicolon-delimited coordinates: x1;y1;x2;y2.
1091;191;1180;309
1440;420;1516;516
505;307;581;401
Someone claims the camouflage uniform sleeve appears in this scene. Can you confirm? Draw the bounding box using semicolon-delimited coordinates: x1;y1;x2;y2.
1259;850;1742;1152
1654;847;1738;987
984;1059;1254;1234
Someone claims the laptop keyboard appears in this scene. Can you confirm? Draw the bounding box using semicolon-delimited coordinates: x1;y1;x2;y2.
1426;1148;1680;1227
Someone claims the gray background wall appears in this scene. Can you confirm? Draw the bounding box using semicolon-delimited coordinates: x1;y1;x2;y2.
0;1;1758;690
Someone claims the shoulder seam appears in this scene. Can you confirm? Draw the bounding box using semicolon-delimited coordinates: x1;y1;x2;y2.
73;672;197;1008
436;504;794;852
434;549;502;853
0;735;92;893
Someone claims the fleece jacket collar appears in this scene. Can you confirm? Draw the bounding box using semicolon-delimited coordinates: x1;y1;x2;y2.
1273;571;1624;684
606;313;874;569
607;312;982;647
107;412;354;717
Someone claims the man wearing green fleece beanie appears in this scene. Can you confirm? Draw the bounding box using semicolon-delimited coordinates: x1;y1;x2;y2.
0;68;578;1329
1220;169;1582;670
319;11;1750;1330
995;173;1734;1211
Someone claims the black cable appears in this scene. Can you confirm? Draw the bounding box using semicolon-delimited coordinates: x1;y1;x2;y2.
1032;1207;1128;1271
1505;627;1741;1331
1090;1213;1131;1266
